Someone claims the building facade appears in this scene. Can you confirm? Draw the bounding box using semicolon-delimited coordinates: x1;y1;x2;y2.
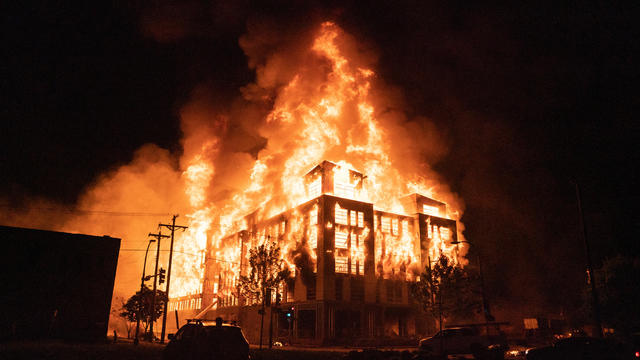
169;161;458;344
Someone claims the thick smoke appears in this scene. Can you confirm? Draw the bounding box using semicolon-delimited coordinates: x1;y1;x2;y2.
1;15;467;328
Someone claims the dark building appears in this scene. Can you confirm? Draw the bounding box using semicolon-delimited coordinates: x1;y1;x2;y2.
169;161;458;345
0;226;120;341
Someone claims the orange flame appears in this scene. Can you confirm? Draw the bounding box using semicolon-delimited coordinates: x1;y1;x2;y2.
167;21;467;297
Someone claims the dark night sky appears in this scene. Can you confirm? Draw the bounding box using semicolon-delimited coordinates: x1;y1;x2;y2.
2;1;638;314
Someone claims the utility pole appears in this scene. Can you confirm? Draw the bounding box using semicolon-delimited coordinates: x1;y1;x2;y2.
159;215;187;343
148;229;169;341
575;182;603;338
134;239;155;345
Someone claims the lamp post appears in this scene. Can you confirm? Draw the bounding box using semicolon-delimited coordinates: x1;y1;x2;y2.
451;240;492;332
134;239;156;345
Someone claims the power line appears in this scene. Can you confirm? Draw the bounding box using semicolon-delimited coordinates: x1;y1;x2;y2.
0;204;171;216
120;249;240;265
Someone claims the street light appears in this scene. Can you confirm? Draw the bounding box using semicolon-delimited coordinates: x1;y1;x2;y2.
134;238;156;345
451;240;493;330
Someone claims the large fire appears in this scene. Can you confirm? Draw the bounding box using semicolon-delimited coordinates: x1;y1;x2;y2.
1;21;466;304
168;22;466;298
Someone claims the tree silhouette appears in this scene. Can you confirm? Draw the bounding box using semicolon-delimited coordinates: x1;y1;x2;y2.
411;255;480;323
238;240;291;349
119;285;167;335
239;241;291;304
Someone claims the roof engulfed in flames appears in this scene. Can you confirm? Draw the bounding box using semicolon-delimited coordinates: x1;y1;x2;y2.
169;22;466;298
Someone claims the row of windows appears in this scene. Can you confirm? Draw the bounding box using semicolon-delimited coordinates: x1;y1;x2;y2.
422;204;440;216
256;221;287;243
335;205;364;227
335;256;365;275
427;224;450;240
169;297;202;312
378;216;410;236
334;179;356;199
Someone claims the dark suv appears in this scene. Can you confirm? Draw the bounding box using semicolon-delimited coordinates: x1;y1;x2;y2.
164;319;249;360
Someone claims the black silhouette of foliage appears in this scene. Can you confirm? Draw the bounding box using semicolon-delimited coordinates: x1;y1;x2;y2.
239;241;291;304
411;255;481;321
119;285;167;331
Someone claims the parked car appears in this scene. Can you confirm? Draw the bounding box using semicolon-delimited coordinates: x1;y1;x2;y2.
164;318;249;360
419;326;507;356
525;336;634;360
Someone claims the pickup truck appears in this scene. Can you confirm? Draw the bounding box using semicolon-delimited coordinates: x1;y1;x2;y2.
419;326;507;356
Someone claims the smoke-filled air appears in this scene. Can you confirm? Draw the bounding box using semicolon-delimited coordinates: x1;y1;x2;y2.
3;21;467;301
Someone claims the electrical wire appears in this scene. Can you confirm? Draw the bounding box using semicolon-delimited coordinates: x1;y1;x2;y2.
0;204;171;217
119;248;240;265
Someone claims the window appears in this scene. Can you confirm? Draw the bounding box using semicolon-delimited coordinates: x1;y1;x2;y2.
335;231;348;249
309;207;318;225
351;279;364;302
308;227;317;249
392;218;399;235
309;177;321;198
357;212;364;227
381;217;391;233
350;210;356;226
335;205;348;225
440;227;450;241
335;179;355;198
402;220;409;235
427;224;432;239
423;204;439;216
335;256;348;273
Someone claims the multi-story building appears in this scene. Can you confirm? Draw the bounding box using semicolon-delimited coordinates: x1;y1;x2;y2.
168;161;458;345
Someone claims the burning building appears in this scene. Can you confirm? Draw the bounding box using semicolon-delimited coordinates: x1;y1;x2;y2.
163;22;467;344
169;160;459;344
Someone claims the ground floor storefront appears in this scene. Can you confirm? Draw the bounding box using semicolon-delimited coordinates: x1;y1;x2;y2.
208;301;435;346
